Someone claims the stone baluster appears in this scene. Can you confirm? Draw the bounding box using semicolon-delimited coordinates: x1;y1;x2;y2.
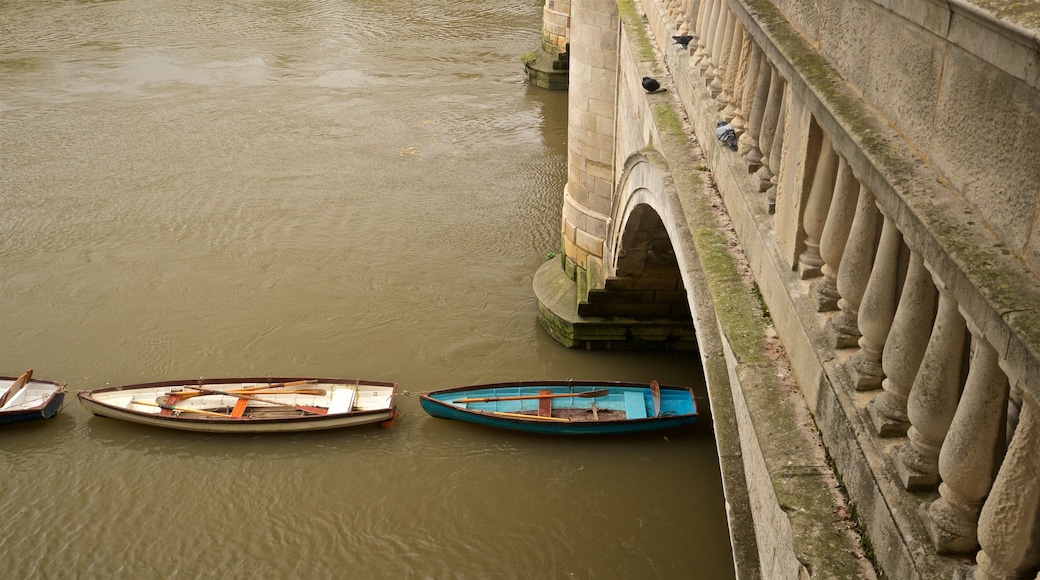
711;9;736;102
698;0;722;76
744;54;769;172
753;66;784;191
740;44;765;159
847;210;901;390
828;186;879;349
868;250;937;436
797;134;838;277
721;20;745;119
1007;387;1022;448
673;0;686;34
763;89;786;212
667;0;680;23
729;32;752;134
692;0;716;65
676;0;693;35
895;284;968;490
706;5;730;94
811;156;858;310
972;395;1040;579
926;336;1009;554
686;0;700;34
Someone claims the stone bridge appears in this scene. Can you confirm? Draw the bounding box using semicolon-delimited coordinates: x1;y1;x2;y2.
530;1;1040;578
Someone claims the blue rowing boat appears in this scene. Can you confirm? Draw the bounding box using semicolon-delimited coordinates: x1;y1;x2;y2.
419;380;697;435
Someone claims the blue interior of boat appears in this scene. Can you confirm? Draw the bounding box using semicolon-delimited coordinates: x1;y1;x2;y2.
623;392;648;419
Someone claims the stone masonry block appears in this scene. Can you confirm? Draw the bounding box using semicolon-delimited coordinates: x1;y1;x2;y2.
590;157;611;180
588;95;615;119
595;113;614;136
819;0;873;90
564;236;589;268
584;207;610;240
929;46;1040;257
563;216;577;245
863;8;945;153
949;8;1040;90
776;0;821;43
873;0;951;37
563;193;589;229
586;127;607;154
592;174;613;198
585;8;617;32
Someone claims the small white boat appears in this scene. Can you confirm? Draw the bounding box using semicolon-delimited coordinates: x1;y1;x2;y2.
77;376;397;433
0;369;67;425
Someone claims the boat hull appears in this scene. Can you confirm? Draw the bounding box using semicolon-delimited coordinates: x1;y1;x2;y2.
0;375;67;425
77;377;397;433
419;380;697;435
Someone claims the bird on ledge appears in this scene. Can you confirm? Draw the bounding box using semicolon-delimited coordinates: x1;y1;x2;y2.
673;35;694;49
642;76;666;93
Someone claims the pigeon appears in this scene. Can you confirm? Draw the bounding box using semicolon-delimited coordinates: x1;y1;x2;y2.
715;121;738;151
641;76;665;93
673;35;694;49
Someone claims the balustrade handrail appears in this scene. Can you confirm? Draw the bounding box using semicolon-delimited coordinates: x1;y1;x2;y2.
727;0;1040;402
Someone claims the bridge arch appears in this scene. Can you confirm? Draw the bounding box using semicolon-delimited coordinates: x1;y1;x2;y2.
609;152;700;320
534;151;702;350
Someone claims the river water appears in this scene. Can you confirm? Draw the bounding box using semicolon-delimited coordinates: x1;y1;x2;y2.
0;1;734;577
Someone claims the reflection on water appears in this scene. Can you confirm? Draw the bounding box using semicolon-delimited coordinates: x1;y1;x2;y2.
0;0;734;578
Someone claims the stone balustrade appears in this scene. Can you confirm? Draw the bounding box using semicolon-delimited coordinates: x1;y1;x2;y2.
642;0;1040;577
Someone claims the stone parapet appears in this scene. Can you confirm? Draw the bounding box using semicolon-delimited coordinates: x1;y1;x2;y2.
639;0;1040;578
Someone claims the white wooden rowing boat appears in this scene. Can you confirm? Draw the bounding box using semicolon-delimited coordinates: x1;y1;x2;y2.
77;377;397;433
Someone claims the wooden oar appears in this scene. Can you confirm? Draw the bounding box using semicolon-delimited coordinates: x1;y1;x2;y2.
185;385;327;415
454;389;608;404
131;399;230;417
489;411;571;422
171;379;318;396
170;388;326;400
0;369;33;409
242;379;319;390
650;380;661;418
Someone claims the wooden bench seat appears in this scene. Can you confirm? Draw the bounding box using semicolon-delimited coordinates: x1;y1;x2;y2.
326;387;357;415
624;391;647;419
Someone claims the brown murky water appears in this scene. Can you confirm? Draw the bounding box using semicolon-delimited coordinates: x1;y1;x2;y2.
0;1;735;577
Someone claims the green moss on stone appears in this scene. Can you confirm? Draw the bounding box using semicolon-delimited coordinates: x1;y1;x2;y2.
617;0;659;74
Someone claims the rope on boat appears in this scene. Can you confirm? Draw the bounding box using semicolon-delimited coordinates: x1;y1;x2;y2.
400;390;426;397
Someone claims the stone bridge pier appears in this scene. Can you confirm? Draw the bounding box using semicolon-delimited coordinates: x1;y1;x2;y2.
532;1;1040;578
